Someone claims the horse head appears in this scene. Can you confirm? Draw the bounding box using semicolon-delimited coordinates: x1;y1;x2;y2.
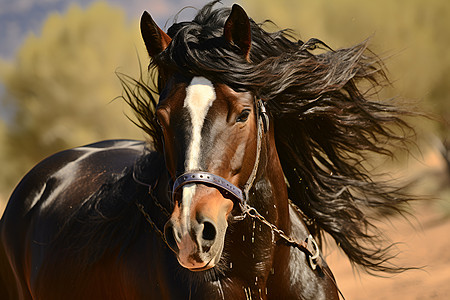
140;5;262;271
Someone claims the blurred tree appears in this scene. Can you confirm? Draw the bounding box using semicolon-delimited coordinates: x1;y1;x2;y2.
0;2;148;197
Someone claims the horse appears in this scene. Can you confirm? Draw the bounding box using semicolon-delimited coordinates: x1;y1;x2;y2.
0;2;413;299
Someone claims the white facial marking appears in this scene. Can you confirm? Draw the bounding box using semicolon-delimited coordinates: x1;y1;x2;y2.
180;183;196;233
184;77;216;171
180;77;216;232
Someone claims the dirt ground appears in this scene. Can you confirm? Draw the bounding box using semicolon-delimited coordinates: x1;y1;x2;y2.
326;202;450;300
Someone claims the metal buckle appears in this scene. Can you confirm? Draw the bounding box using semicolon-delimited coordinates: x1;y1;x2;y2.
257;100;269;133
306;234;320;270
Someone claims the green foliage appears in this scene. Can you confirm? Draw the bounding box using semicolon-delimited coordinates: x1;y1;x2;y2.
242;0;450;139
0;2;149;197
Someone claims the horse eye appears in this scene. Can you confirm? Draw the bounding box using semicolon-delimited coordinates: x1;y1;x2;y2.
236;109;251;123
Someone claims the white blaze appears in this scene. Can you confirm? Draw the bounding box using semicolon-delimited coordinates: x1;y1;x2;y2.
184;77;216;171
180;77;216;230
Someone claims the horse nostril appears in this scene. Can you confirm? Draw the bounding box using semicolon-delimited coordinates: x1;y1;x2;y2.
164;221;180;252
202;221;217;241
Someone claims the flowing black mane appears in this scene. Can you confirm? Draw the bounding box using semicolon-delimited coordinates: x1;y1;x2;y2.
123;1;414;274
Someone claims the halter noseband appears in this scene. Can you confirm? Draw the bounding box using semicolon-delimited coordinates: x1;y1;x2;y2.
172;99;268;207
173;172;244;202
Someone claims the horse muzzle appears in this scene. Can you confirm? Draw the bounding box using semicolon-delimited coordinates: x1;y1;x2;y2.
164;183;233;271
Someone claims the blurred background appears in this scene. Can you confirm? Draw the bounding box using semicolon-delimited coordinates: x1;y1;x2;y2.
0;0;449;298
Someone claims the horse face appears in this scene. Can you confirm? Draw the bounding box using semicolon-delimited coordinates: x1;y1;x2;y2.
156;76;258;271
141;4;254;271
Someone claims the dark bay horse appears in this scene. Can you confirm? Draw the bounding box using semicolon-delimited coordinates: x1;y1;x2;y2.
1;3;413;299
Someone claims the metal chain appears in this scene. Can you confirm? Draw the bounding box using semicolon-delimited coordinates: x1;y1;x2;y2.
148;191;171;217
136;203;168;245
240;204;320;267
288;199;314;226
138;196;320;267
137;198;320;267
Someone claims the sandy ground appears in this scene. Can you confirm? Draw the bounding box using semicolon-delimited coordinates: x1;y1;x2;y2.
326;203;450;300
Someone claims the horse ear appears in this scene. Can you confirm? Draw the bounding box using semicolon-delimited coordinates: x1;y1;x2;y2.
224;4;252;60
140;11;172;58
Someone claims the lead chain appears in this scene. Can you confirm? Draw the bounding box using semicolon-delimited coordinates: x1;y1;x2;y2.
240;204;319;264
148;190;171;217
288;199;314;226
136;203;168;245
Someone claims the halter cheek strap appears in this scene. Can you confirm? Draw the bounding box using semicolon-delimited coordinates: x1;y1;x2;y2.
242;99;267;200
171;99;268;206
